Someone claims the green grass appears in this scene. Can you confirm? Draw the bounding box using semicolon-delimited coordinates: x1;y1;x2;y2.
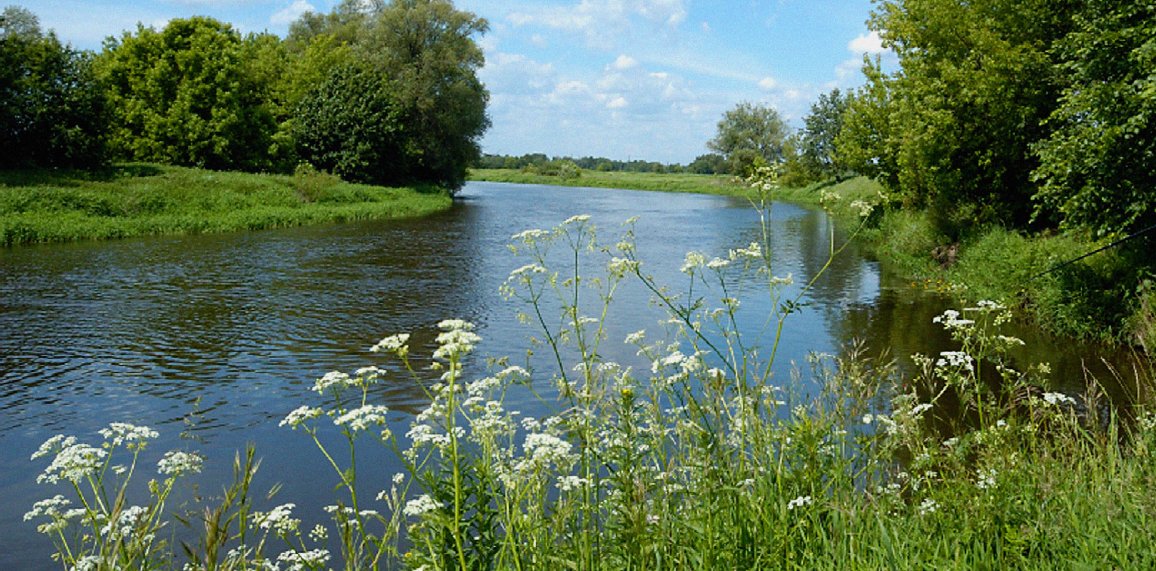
0;163;452;246
468;168;748;196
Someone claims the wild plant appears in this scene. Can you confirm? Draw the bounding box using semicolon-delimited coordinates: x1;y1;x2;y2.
25;423;204;571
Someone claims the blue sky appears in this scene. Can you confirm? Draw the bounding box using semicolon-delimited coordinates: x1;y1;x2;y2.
20;0;893;164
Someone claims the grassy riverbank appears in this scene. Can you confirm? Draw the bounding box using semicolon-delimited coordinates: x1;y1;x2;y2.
0;164;452;246
468;168;745;196
473;168;1154;347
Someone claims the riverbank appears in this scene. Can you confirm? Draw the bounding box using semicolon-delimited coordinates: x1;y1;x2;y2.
472;168;1154;348
0;164;452;246
468;168;745;196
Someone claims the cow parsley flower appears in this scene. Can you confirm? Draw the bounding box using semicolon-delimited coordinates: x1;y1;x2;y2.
333;405;390;433
37;442;107;484
98;423;158;450
280;406;323;429
252;504;299;534
1042;392;1076;406
277;549;330;571
157;450;203;476
403;494;440;517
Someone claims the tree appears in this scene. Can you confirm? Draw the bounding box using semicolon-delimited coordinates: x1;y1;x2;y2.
291;62;406;186
0;6;107;168
840;0;1080;229
687;153;726;175
707;102;789;175
797;88;851;182
1032;0;1156;236
98;17;276;171
286;0;490;191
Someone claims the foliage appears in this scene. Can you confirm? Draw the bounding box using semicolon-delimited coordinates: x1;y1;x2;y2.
795;88;851;183
707;102;790;175
1031;0;1156;237
287;0;490;192
467;169;744;196
0;6;107;168
686;153;727;175
97;17;276;171
291;62;408;187
841;0;1079;230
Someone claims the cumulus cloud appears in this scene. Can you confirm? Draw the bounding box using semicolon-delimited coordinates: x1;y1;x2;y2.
271;0;315;27
847;31;886;55
612;55;639;70
757;77;777;90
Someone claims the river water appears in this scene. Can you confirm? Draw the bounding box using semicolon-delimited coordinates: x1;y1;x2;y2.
0;181;1138;569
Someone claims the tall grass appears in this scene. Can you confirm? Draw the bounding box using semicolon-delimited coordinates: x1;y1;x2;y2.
0;164;451;246
23;169;1156;570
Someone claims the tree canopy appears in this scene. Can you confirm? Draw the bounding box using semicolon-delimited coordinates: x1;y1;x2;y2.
708;102;789;175
1032;0;1156;236
98;17;276;171
1;6;107;168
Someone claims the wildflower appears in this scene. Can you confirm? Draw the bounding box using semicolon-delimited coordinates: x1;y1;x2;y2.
403;494;440;517
932;309;974;329
862;414;874;425
557;476;590;492
309;524;328;542
1042;392;1076;406
917;498;938;515
787;495;813;510
976;469;997;489
98;423;158;450
729;242;762;260
769;273;794;287
433;321;481;360
333;405;390;433
509;263;547;281
608;257;640;276
706;257;730;270
37;442;107;484
31;435;76;460
523;433;573;466
252;504;299;534
312;371;354;393
850;200;874;217
24;495;70;523
100;505;148;540
624;330;645;344
277;549;330;571
157;450;204;476
936;351;974;372
280;406;323;429
562;214;590;225
680;251;706;274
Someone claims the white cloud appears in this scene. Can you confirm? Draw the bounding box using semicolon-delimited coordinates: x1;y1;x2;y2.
607;96;628;109
757;77;777;90
271;0;314;27
848;31;886;55
612;55;639;70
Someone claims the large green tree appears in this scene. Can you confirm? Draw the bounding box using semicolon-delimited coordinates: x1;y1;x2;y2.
98;17;276;171
1032;0;1156;236
841;0;1080;229
796;88;851;182
708;102;790;176
287;0;489;191
0;6;106;168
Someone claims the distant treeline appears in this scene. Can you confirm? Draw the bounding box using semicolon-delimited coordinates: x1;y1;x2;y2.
475;153;729;175
0;0;489;191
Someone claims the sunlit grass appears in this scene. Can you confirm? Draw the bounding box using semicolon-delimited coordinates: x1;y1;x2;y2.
0;164;452;246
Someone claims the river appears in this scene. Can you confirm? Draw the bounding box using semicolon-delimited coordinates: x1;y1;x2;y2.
0;181;1136;570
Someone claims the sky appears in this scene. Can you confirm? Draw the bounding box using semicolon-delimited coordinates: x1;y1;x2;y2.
18;0;895;165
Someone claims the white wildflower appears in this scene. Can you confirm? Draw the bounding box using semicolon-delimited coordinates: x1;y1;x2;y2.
312;371;354;393
562;214;590;225
280;406;323;429
403;494;440;517
37;442;107;484
157;450;203;476
333;405;390;432
252;504;299;534
680;251;706;274
917;498;938;515
277;549;330;571
936;351;974;372
1042;392;1076;406
98;423;158;449
787;495;813;511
